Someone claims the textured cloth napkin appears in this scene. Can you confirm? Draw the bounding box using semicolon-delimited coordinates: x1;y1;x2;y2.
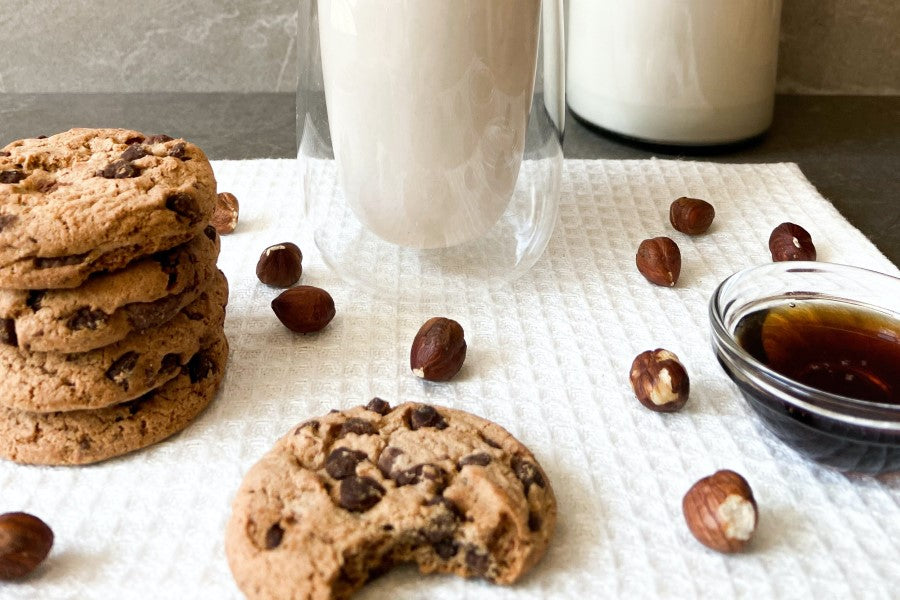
1;159;898;599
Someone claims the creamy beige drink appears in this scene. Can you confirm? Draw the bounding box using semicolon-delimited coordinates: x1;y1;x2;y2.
318;0;541;248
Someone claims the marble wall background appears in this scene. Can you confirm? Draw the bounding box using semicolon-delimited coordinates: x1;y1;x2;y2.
0;0;897;95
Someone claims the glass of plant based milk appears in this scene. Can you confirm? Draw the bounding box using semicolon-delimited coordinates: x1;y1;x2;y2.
297;0;565;298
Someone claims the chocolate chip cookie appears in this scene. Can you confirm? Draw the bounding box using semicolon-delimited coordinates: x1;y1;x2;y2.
0;226;220;353
0;128;217;289
0;332;228;466
225;401;556;599
0;270;227;413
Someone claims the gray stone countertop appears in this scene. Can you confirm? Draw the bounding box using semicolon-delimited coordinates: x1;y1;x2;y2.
1;93;897;265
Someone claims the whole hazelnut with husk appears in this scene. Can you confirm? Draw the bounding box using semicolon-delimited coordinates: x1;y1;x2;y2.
669;197;715;235
271;285;334;333
629;349;690;412
0;512;54;580
410;317;467;382
257;242;303;288
682;470;758;553
636;237;681;287
211;192;239;234
768;222;816;262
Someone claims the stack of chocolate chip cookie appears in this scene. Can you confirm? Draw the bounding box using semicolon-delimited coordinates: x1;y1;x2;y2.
0;128;228;465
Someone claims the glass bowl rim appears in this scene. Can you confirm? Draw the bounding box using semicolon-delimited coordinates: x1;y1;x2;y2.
709;261;900;429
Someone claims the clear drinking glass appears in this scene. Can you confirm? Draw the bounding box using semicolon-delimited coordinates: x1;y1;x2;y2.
297;0;565;299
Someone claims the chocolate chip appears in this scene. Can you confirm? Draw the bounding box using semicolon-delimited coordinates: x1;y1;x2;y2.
166;268;179;289
425;496;464;520
0;151;9;157
479;433;502;449
124;135;145;145
338;418;377;438
265;523;284;550
160;353;181;374
66;307;109;331
293;420;319;435
528;512;542;532
365;397;391;415
0;214;18;231
432;537;460;560
125;294;185;331
147;134;174;144
105;352;139;388
35;135;47;140
33;253;87;268
185;351;214;383
165;192;202;224
458;453;492;469
377;447;404;478
79;436;91;450
153;247;179;279
487;515;514;552
511;455;545;494
203;225;217;241
338;476;385;512
0;170;26;184
167;142;187;159
325;447;368;480
409;405;448;430
120;143;148;162
99;160;139;179
394;464;446;489
0;319;17;346
465;547;490;575
25;290;45;311
382;524;394;531
123;397;145;415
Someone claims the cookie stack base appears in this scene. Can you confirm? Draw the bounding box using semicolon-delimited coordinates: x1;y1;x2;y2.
0;334;227;466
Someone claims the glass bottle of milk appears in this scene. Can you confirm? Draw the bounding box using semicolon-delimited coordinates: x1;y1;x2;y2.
567;0;782;145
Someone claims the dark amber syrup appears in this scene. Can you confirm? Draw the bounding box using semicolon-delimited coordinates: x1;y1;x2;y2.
735;300;900;405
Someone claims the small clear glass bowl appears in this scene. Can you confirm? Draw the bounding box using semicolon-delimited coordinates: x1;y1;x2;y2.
710;262;900;474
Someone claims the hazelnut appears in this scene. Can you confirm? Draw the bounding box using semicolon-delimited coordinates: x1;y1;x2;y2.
0;512;53;580
682;470;758;553
768;222;816;262
410;317;467;382
211;192;239;234
271;285;335;333
669;197;715;235
636;237;681;287
629;349;689;412
256;242;303;288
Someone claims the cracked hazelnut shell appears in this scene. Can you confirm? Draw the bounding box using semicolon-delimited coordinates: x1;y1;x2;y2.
682;470;758;553
629;349;690;412
211;192;239;234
